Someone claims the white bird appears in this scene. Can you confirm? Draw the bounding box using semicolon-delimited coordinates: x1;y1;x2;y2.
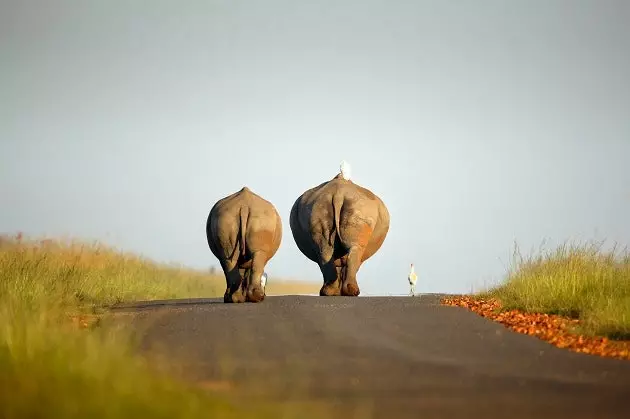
408;263;418;296
260;272;268;290
339;160;352;181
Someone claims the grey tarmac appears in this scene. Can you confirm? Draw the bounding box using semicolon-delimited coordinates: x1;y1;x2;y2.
111;294;630;419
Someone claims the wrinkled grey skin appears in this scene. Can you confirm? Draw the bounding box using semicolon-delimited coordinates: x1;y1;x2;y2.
206;187;282;303
290;174;390;296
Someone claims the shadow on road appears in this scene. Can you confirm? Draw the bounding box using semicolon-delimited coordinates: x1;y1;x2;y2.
110;293;457;312
111;298;225;311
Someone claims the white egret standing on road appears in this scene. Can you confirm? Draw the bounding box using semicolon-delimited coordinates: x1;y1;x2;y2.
261;272;268;291
408;264;418;296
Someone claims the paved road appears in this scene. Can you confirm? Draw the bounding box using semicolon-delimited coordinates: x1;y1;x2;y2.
111;294;630;419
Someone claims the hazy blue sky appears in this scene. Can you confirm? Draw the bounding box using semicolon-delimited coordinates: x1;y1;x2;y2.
1;0;629;295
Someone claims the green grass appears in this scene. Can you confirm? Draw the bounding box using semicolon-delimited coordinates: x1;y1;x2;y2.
482;240;630;339
0;234;282;419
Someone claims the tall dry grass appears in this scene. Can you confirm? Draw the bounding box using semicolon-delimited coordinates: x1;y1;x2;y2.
0;234;275;419
484;240;630;339
0;235;224;308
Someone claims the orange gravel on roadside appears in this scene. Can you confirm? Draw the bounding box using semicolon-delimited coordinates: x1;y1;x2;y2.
441;296;630;361
68;314;100;329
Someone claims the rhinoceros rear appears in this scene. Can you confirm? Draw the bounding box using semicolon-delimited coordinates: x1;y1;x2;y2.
206;187;282;303
290;174;390;297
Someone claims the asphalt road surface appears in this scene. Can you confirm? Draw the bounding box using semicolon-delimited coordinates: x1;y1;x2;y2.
112;294;630;419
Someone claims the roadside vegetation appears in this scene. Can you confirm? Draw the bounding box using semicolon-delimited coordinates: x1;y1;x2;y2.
0;234;311;419
482;240;630;339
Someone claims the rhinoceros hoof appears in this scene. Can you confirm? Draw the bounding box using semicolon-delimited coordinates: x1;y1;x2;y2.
320;284;341;296
224;290;247;303
247;288;265;303
342;283;360;297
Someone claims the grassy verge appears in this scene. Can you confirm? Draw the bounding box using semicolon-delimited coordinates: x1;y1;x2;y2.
0;234;311;419
482;240;630;339
266;279;319;296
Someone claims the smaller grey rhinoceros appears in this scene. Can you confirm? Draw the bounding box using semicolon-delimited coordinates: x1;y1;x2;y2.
206;187;282;303
289;168;390;297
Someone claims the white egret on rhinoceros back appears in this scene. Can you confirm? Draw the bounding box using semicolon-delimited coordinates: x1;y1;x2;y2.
289;161;390;296
206;187;282;303
339;160;352;180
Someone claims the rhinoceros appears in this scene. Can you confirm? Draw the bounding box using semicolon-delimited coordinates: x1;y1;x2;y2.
289;170;390;296
206;187;282;303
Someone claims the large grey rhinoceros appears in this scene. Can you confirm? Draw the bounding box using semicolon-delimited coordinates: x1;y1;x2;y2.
206;186;282;303
289;171;390;297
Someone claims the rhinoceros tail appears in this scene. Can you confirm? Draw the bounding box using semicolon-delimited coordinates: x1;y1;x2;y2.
330;193;344;246
239;206;249;257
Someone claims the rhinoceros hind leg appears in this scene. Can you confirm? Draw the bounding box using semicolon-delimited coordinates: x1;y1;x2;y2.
319;261;341;296
246;252;267;303
341;247;362;297
221;260;246;303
